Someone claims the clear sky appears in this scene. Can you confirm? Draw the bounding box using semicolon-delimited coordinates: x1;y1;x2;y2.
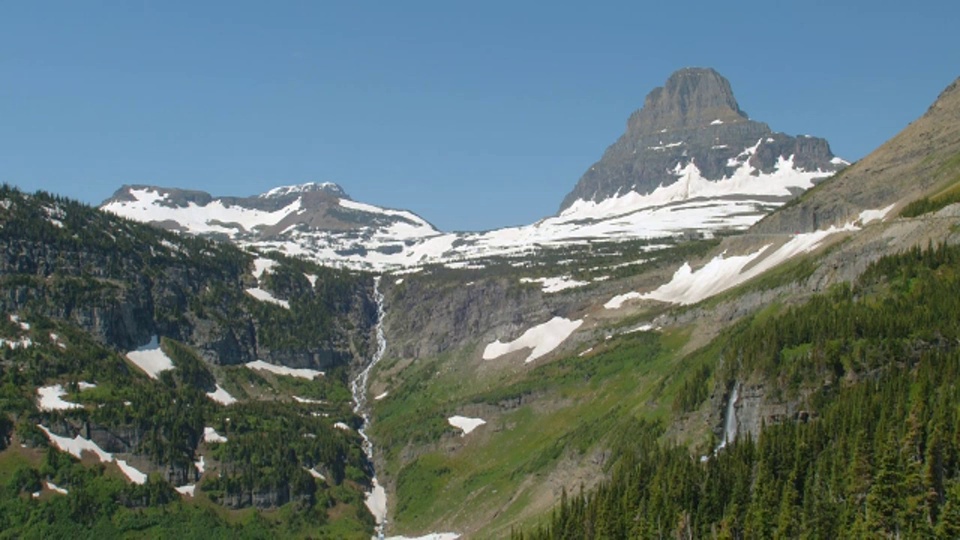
2;1;957;231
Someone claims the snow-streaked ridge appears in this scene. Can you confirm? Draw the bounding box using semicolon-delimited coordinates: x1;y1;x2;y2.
605;206;894;309
103;152;838;272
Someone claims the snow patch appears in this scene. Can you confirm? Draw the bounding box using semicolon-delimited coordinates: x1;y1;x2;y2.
447;416;486;436
206;385;237;405
366;477;388;526
374;391;389;401
37;384;84;411
334;422;351;431
116;460;148;484
604;292;643;310
293;396;324;404
831;156;850;166
203;427;227;444
252;258;278;279
245;360;324;380
37;425;146;484
10;314;30;330
125;336;175;379
46;481;68;495
245;287;290;308
710;119;724;125
858;204;896;225
482;317;583;363
175;484;196;496
385;535;460;540
636;222;859;306
519;276;589;293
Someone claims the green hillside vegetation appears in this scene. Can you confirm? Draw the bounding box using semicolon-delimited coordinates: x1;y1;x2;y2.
0;186;381;536
517;241;960;538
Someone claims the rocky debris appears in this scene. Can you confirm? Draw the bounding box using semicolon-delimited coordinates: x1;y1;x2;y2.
560;67;843;210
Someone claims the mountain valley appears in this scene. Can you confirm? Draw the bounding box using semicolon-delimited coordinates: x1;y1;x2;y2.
3;68;960;539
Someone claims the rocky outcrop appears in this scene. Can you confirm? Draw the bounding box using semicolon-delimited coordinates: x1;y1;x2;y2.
560;68;843;210
0;189;378;371
753;75;960;234
383;274;578;360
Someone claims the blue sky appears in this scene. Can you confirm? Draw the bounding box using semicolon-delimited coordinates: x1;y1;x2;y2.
2;1;957;231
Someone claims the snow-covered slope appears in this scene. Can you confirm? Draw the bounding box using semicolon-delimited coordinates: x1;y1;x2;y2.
102;153;837;272
101;70;844;272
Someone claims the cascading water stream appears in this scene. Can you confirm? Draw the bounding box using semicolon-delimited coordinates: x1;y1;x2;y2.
718;381;740;451
350;276;388;539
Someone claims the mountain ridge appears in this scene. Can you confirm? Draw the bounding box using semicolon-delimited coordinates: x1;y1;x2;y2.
559;67;844;211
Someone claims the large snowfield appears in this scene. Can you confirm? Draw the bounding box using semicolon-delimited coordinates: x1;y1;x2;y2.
483;317;583;363
105;150;837;271
125;336;175;379
606;205;896;308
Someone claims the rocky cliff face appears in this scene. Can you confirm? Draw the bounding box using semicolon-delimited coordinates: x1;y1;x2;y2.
0;187;378;371
560;68;844;210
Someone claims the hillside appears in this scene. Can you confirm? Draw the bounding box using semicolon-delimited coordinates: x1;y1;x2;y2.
0;186;383;537
357;75;960;538
4;71;959;539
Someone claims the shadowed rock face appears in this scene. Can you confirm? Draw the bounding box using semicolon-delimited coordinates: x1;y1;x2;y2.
560;68;842;211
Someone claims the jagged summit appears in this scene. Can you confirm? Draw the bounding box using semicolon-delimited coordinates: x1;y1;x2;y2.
627;67;748;134
559;67;844;211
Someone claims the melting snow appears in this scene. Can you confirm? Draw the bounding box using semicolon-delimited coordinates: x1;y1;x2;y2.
447;416;486;436
245;360;324;380
604;292;643;310
245;287;290;308
103;188;302;237
293;396;324;404
519;276;589;293
252;258;278;279
365;477;388;526
37;384;84;411
38;425;146;484
385;535;460;540
206;385;237;405
116;460;148;484
10;314;30;330
1;337;33;349
46;482;68;495
647;141;685;151
831;156;850;166
125;336;175;379
858;204;896;225
483;317;583;363
203;427;228;443
609;221;864;307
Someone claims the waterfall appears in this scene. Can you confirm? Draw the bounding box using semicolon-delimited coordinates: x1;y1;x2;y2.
718;381;740;451
350;276;388;539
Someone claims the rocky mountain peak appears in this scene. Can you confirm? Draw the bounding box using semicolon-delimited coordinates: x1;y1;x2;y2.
628;67;748;134
559;67;844;212
259;182;348;200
